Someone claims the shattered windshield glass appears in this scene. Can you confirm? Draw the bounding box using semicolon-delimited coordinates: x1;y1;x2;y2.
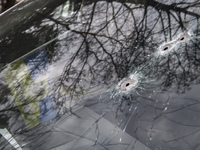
0;0;200;149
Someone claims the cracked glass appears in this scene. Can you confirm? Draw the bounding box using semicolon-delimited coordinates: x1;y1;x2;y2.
0;0;200;149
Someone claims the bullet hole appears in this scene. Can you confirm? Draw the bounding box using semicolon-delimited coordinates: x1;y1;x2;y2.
156;42;175;56
177;32;190;42
126;83;130;87
119;78;138;92
160;43;174;52
163;46;169;51
179;37;185;41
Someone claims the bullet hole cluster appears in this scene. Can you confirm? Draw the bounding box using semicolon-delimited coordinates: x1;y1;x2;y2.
162;32;191;52
116;31;192;94
155;32;191;56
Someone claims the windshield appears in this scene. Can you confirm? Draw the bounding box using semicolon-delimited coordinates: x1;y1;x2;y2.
0;0;200;149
